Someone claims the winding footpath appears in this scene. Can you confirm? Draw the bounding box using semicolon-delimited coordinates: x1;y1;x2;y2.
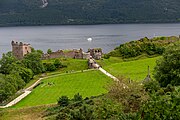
95;63;128;88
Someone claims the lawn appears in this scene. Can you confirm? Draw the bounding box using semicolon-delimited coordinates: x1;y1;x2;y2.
43;58;89;76
101;57;160;81
13;70;112;108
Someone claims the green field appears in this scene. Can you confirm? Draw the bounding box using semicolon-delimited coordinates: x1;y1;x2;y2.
13;70;112;108
43;58;88;76
101;57;160;81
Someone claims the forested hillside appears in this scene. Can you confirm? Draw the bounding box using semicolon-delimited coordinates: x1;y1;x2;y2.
1;0;180;26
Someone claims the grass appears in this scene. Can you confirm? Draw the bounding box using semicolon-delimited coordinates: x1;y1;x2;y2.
12;70;112;108
22;58;88;90
99;56;160;81
43;58;88;76
0;105;53;120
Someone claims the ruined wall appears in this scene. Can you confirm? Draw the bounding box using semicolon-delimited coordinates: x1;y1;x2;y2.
42;48;90;60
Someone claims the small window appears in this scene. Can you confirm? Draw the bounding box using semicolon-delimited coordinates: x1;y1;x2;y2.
25;47;27;49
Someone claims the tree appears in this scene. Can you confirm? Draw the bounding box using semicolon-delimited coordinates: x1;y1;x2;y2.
10;63;33;83
36;49;44;55
22;51;45;74
0;52;17;74
47;49;52;54
5;73;25;90
154;42;180;87
0;74;16;103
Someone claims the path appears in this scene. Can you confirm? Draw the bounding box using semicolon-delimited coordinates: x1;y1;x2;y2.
0;69;94;108
99;67;119;81
0;91;31;108
94;63;128;88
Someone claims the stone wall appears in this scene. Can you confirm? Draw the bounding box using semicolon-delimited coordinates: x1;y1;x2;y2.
42;48;91;60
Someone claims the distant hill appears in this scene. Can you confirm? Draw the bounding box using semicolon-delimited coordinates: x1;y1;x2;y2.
1;0;180;26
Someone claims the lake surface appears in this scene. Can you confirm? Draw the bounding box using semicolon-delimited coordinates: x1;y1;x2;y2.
0;24;180;57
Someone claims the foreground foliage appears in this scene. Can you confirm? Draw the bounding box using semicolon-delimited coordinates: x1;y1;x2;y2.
154;42;180;87
142;82;180;120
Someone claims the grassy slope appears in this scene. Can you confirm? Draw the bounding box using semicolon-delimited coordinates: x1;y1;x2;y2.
0;105;53;120
98;56;160;81
13;70;112;108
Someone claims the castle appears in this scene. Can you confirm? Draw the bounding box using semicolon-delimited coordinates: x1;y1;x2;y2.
11;41;102;60
11;41;32;59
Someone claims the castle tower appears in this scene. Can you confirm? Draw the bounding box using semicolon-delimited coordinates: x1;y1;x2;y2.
11;41;31;59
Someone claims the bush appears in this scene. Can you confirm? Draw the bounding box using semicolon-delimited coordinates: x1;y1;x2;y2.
108;79;149;112
143;80;160;93
43;63;56;72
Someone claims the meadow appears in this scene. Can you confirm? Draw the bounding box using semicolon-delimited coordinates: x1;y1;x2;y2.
100;57;160;81
13;70;112;108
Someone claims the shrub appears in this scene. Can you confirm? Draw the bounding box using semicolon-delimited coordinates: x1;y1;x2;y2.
54;59;62;68
73;93;83;102
43;63;56;72
103;54;110;59
57;96;69;107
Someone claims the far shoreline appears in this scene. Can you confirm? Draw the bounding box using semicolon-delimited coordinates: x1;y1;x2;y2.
1;22;180;28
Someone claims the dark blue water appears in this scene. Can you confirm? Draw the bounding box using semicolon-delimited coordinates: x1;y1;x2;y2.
0;24;180;57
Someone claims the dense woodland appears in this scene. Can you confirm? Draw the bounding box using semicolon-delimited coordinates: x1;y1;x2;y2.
1;0;180;26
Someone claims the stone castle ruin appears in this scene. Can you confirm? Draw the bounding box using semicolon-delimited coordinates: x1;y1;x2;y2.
11;41;32;59
11;41;102;60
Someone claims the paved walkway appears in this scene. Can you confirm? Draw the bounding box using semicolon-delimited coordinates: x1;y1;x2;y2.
96;63;128;88
99;67;119;81
0;91;31;108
